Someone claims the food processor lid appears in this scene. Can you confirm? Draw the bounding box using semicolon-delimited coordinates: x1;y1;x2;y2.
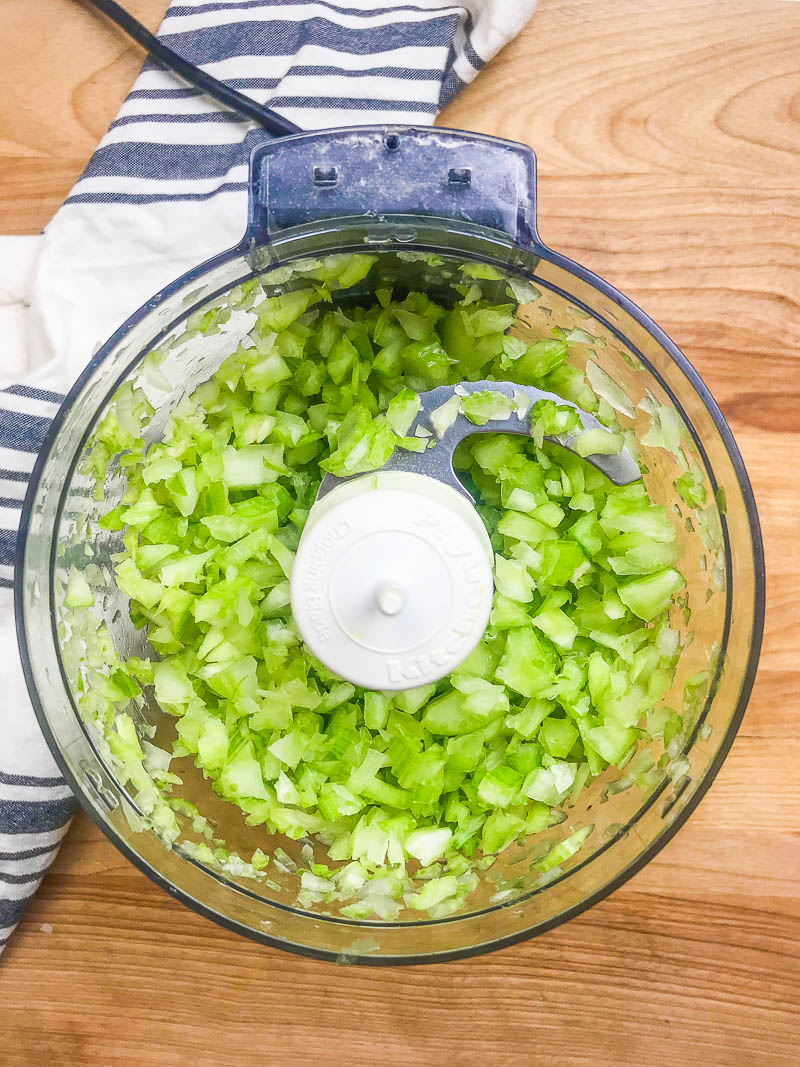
290;472;494;691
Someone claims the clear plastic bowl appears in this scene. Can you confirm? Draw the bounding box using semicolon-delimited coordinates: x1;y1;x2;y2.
16;128;764;963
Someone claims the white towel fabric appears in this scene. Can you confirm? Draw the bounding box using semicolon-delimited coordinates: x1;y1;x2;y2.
0;0;537;952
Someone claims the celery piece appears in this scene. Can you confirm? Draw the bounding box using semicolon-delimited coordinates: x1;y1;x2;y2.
385;388;421;437
460;390;515;426
618;568;686;621
539;717;579;759
496;628;555;698
513;339;568;383
575;428;625;457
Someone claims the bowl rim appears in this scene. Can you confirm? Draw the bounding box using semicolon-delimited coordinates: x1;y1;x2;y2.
15;232;766;965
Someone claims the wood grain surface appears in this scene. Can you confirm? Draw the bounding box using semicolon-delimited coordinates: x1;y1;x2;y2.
1;0;799;1063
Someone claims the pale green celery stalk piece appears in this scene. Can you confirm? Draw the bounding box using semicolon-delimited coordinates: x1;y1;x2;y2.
575;428;625;457
585;361;635;419
430;394;461;437
460;390;514;426
64;568;94;609
386;388;421;437
506;277;542;304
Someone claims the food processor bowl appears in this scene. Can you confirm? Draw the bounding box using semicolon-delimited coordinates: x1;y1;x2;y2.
16;127;764;964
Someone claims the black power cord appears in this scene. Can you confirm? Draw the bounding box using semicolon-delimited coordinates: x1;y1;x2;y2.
82;0;301;137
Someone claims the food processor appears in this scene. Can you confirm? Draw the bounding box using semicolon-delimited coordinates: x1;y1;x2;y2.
16;124;764;963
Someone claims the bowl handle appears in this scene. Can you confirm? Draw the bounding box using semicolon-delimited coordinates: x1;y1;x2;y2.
242;125;538;249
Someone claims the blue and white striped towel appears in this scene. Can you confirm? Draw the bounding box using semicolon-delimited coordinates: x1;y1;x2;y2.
0;0;536;953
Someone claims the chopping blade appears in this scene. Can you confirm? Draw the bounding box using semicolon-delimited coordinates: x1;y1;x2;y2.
316;379;641;504
292;382;639;689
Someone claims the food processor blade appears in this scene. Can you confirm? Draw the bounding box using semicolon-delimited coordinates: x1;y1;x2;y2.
317;379;641;504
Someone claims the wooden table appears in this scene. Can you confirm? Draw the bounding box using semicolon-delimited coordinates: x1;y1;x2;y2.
1;1;798;1062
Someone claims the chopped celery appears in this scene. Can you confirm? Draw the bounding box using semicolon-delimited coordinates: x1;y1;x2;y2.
531;608;578;650
405;827;452;865
430;394;461;437
80;259;686;921
585;361;635;419
64;568;94;609
618;568;686;621
386;388;421;437
513;339;568;382
460;390;514;426
575;428;625;457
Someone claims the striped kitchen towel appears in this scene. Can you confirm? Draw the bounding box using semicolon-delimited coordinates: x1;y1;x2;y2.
0;0;537;953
